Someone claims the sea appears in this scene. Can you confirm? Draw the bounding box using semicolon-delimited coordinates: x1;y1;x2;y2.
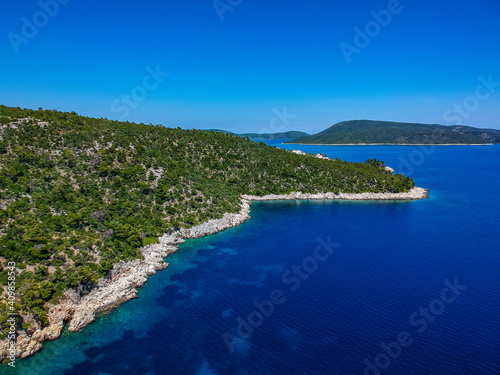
5;142;500;375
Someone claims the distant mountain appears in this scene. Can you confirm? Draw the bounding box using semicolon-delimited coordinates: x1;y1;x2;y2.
205;129;309;140
204;129;233;134
238;131;309;140
286;120;498;145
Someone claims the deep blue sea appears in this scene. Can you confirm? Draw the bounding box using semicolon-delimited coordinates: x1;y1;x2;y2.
5;143;500;375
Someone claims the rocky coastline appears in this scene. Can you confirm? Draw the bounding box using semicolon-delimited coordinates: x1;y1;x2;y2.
243;187;428;201
0;199;251;362
1;188;426;361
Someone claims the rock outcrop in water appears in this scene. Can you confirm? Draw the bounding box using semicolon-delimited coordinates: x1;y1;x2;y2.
1;190;426;360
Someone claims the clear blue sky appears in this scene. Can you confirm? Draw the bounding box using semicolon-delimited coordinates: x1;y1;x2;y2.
1;0;499;133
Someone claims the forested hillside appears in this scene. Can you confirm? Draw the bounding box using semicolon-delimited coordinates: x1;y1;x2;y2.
0;105;414;334
449;125;500;144
288;120;496;144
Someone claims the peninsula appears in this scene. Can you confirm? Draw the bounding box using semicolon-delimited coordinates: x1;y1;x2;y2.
0;106;426;361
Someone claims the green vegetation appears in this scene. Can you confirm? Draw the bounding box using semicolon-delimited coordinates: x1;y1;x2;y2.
0;105;414;333
287;120;496;145
448;125;500;144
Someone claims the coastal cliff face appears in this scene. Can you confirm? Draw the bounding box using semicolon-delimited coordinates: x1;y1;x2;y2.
1;189;427;361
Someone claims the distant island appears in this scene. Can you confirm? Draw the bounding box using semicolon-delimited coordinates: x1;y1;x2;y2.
206;129;310;140
286;120;500;145
0;105;428;361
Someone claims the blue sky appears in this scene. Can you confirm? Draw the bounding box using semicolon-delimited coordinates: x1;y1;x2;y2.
1;0;499;133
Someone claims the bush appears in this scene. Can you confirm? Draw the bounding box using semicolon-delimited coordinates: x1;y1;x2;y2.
142;237;159;246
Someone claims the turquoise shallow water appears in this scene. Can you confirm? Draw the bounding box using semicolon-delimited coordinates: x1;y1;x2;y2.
4;143;500;375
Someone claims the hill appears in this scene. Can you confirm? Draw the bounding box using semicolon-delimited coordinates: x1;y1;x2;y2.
237;131;309;139
287;120;497;145
204;129;309;140
449;125;500;144
0;106;415;341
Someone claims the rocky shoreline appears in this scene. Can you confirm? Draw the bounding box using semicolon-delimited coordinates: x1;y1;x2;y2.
1;189;426;361
243;187;428;201
0;200;251;362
